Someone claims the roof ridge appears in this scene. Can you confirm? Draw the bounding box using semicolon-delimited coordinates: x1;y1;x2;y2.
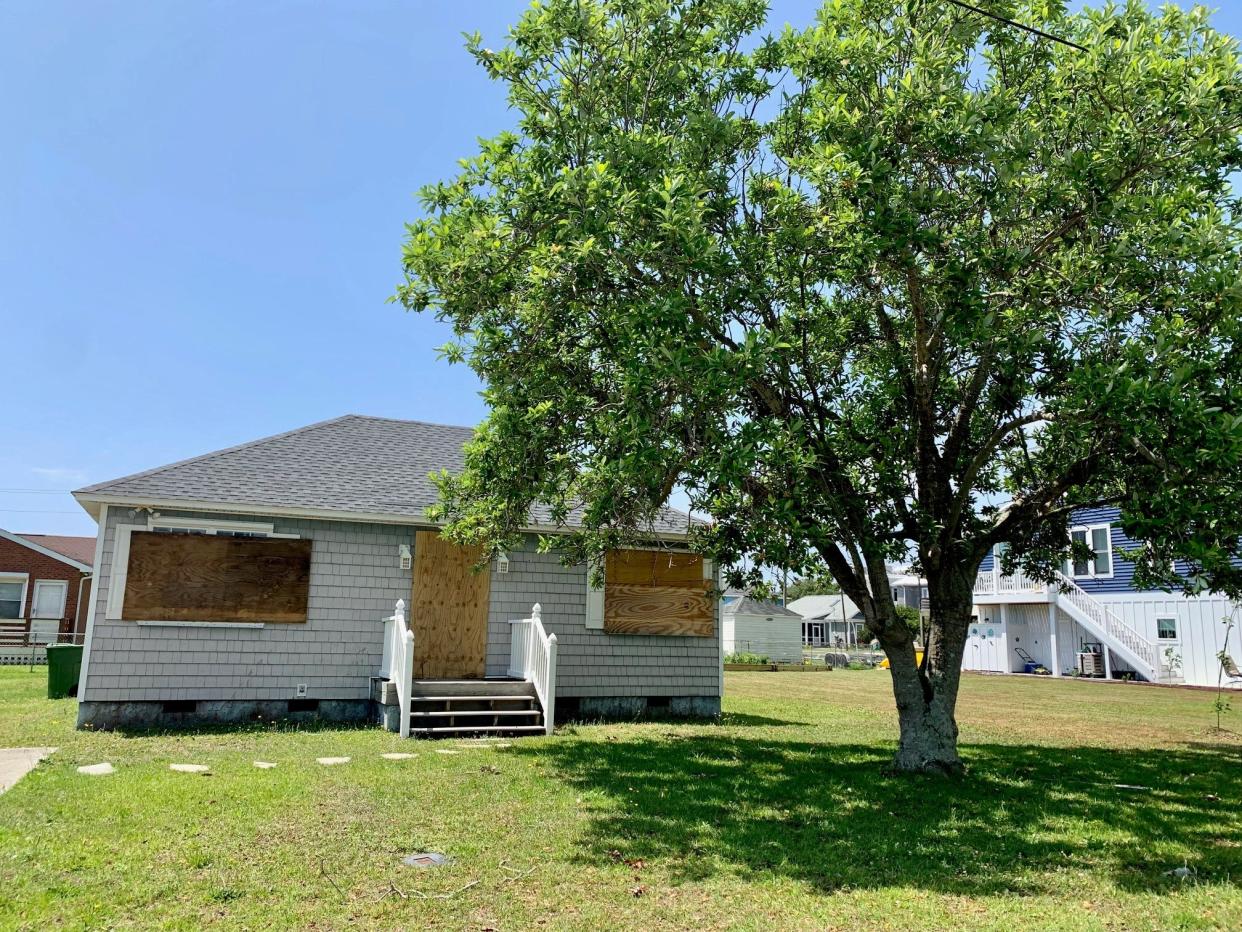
74;414;362;495
340;414;476;432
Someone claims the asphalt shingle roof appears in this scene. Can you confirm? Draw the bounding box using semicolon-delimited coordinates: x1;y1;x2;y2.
18;534;96;566
75;415;697;535
787;594;863;622
724;596;802;618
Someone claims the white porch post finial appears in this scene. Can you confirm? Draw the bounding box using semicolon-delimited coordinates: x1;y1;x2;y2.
395;598;406;612
532;602;541;621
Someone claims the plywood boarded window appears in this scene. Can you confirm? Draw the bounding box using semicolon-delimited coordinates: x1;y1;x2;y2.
121;532;311;623
603;549;714;637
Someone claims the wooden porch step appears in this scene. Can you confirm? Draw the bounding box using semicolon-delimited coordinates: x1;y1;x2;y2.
409;709;540;719
409;695;536;705
410;725;548;736
410;679;534;698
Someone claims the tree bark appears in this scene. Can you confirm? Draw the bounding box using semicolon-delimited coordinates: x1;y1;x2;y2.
879;568;975;775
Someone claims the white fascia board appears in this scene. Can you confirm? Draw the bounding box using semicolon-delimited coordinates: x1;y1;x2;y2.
71;493;697;542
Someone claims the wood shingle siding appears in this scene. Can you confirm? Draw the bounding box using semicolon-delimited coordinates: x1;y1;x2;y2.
82;509;413;703
82;511;723;706
485;543;722;698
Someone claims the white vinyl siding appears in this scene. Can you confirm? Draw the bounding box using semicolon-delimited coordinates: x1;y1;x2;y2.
723;612;802;662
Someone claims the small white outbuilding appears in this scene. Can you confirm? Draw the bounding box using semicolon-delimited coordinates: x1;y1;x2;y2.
722;597;805;662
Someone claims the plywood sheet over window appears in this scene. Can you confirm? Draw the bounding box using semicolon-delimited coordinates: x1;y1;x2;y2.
604;549;714;637
121;532;311;623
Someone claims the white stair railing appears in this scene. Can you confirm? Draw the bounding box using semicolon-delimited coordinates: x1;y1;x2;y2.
382;599;415;739
1052;572;1161;679
507;603;558;736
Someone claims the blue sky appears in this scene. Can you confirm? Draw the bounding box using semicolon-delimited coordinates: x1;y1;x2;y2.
1;1;1237;536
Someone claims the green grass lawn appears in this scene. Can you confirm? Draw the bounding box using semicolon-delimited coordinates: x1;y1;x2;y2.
1;669;1239;930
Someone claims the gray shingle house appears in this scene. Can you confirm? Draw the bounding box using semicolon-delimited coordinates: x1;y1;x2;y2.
72;415;722;735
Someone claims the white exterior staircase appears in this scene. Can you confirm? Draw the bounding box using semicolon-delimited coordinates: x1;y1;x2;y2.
378;600;557;738
1049;571;1172;683
975;570;1177;683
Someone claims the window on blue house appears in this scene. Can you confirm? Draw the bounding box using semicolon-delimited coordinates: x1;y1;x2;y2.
1068;525;1112;578
1156;617;1178;640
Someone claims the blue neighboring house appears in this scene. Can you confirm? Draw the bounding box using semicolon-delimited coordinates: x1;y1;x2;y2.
971;506;1242;689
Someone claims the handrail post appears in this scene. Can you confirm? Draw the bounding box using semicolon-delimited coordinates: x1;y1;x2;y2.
389;598;412;739
530;603;541;683
545;632;558;736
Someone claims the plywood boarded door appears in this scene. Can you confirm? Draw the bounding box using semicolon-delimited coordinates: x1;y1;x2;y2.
408;530;491;679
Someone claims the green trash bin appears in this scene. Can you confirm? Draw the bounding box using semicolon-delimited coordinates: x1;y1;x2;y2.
46;644;84;699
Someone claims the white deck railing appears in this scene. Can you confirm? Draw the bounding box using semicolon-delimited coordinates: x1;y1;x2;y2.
1052;571;1160;678
508;603;558;736
973;568;1048;595
381;599;414;739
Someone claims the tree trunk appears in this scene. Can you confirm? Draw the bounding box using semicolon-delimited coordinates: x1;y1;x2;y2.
880;569;975;775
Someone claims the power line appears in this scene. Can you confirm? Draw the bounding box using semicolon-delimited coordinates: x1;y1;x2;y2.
0;508;82;514
0;489;73;494
942;0;1088;53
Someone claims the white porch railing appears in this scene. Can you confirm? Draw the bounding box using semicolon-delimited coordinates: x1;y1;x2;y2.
508;603;558;736
381;599;414;739
1051;571;1161;679
973;568;1047;595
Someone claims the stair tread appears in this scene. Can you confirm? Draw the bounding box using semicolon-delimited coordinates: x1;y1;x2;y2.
410;695;536;703
412;679;525;685
410;709;541;718
410;725;548;734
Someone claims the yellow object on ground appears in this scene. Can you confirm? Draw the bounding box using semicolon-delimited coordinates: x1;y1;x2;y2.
879;650;923;669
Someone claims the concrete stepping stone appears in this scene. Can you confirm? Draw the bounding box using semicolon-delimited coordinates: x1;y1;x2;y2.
253;761;277;769
381;753;416;760
170;764;210;774
77;762;114;776
316;757;350;766
0;747;57;793
435;748;460;755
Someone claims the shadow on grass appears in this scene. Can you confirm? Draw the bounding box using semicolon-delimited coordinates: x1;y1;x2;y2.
716;711;811;727
516;734;1242;896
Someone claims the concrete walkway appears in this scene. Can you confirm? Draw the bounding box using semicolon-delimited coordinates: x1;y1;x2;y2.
0;747;57;794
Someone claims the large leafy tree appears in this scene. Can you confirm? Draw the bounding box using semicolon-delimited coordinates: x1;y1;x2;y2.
397;0;1242;773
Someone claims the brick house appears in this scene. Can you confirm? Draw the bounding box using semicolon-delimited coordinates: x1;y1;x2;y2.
0;528;95;662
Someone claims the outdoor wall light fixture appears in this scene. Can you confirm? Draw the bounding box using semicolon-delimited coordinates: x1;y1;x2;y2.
497;552;510;574
399;544;412;570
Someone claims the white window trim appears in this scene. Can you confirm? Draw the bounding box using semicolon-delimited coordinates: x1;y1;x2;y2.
1068;523;1114;579
585;557;605;630
136;620;265;629
0;572;30;621
147;515;280;535
106;516;300;623
1155;616;1180;642
30;579;68;620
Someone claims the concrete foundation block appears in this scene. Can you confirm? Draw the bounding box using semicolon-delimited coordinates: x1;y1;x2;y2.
76;699;371;731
